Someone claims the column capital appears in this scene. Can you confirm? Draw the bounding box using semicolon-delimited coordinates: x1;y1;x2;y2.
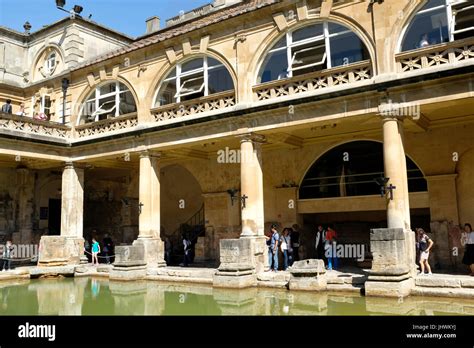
139;150;162;159
238;133;266;144
63;162;87;170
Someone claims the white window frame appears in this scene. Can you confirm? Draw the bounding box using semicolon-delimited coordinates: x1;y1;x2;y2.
80;82;133;124
261;22;356;81
44;52;57;75
400;0;474;52
40;95;51;116
160;57;227;104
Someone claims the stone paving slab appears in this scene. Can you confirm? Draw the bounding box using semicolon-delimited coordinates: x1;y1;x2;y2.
0;269;30;282
29;265;75;277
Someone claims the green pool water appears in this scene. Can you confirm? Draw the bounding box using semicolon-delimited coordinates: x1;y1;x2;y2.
0;278;473;316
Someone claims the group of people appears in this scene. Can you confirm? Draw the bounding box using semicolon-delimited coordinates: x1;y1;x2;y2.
1;99;48;120
266;224;300;272
314;225;338;270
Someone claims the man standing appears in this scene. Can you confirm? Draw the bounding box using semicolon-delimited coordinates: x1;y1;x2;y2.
291;224;300;262
315;225;326;260
1;99;12;114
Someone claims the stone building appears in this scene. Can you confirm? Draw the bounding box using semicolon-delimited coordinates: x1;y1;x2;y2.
0;0;472;274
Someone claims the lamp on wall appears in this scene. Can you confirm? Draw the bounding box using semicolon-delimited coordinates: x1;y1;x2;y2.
227;189;248;209
374;176;396;200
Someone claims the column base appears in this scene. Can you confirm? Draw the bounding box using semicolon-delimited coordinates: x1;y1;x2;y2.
133;237;166;268
365;278;415;298
37;236;84;266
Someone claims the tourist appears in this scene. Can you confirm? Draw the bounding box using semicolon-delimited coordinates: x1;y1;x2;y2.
417;228;434;276
102;234;113;264
280;228;291;271
181;234;192;267
1;99;12;114
265;227;273;271
462;223;474;276
418;33;429;48
270;224;280;271
325;225;338;270
164;237;172;265
291;224;300;262
91;238;100;266
315;225;326;260
1;241;13;271
16;103;26;116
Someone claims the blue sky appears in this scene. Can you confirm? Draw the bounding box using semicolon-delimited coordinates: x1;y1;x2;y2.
0;0;211;37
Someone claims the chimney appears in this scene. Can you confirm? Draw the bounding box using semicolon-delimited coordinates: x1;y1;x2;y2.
146;16;160;34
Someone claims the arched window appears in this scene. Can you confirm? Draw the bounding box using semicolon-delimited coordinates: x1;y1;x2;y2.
154;57;234;107
257;22;370;84
44;51;57;75
78;81;137;124
299;141;427;199
401;0;474;52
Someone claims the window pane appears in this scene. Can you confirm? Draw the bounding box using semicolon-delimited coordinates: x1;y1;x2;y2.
82;100;96;117
180;73;205;101
401;7;449;51
99;83;116;96
156;79;177;106
271;36;287;50
208;57;223;68
292;24;324;42
330;32;369;67
96;95;116;120
258;50;288;83
208;65;233;94
291;41;327;75
118;91;137;114
181;59;203;73
328;22;349;34
453;2;474;40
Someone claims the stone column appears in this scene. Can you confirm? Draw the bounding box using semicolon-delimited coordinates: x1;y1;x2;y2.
16;167;35;244
365;117;415;297
133;151;165;268
240;136;264;237
38;162;84;266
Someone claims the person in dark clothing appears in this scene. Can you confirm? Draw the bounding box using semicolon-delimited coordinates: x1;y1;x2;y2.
181;234;192;267
1;99;12;114
291;224;300;263
102;234;114;264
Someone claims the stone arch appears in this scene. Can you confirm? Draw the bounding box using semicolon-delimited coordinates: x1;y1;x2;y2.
146;51;238;109
298;140;428;199
30;43;66;82
249;13;376;86
73;77;139;125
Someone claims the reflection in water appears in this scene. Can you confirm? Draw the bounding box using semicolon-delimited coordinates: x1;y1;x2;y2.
0;278;473;316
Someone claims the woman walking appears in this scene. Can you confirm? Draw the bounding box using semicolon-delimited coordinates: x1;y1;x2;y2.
462;223;474;276
417;228;434;276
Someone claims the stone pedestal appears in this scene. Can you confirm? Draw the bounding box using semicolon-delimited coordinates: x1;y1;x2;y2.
109;244;147;281
288;259;327;291
365;228;415;297
133;237;166;268
213;238;257;288
38;236;84;266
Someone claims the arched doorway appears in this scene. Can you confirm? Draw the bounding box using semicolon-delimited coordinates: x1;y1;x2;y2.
160;164;204;265
297;140;429;266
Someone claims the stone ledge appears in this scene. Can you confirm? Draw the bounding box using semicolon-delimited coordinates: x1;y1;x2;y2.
460;278;474;288
412;286;474;298
146;275;213;285
257;271;290;282
327;284;363;293
415;276;461;288
30;265;75;277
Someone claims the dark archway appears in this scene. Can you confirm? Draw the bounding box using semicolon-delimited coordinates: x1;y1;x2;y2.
299;140;427;199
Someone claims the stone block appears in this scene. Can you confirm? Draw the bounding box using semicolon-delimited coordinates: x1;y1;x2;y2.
132;238;166;268
288;259;327;291
365;278;414;298
415;276;461;288
461;278;474;288
213;273;257;288
37;236;84;266
113;245;146;268
109;266;147;281
289;259;325;276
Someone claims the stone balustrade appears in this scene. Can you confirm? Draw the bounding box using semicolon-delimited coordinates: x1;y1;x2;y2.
396;37;474;73
74;112;138;138
151;90;236;123
252;60;372;102
0;112;70;139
